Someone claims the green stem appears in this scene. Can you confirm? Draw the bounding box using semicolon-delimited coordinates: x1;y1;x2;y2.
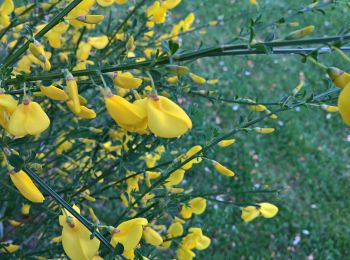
5;35;350;85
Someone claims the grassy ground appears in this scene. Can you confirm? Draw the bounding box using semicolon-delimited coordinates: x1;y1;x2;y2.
174;0;350;258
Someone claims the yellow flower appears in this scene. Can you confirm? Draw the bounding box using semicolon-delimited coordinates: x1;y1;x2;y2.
164;169;185;187
147;1;167;24
8;99;50;136
142;226;163;246
167;222;183;238
59;205;100;260
88;35;109;49
177;227;210;260
110;218;148;251
147;95;192;138
212;161;235;177
105;91;147;128
111;71;143;89
77;41;92;61
241;202;279;222
181;145;202;170
180;197;207;219
0;243;20;253
218;139;236;148
144;171;160;187
9;170;45;203
338;83;350;126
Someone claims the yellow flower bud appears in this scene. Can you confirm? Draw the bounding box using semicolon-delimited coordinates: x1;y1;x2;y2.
212;161;235;177
321;104;339;113
218;139;236;148
166;65;189;75
40;85;69;101
8;219;22;227
76;14;104;24
9;170;45;203
248;104;266;112
29;41;46;63
190;72;206;84
21;203;30;216
327;67;350;89
285;25;315;40
64;71;81;114
126;35;135;52
254;127;275;134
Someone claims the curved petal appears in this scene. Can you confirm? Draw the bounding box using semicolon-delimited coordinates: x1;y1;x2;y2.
338;83;350;126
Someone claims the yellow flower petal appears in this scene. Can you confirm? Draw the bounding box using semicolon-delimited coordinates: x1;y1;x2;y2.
8;101;50;136
167;222;183;238
189;197;206;215
40;85;69;101
113;72;143;89
142;227;163;246
9;170;45;203
338;83;350;126
110;218;148;251
147;95;192;138
258;202;279;218
88;35;108;49
212;161;235;177
241;206;260;222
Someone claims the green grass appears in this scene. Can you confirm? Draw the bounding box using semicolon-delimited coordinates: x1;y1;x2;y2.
173;0;350;258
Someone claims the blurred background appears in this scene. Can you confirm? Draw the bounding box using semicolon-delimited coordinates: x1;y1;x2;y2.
173;0;350;258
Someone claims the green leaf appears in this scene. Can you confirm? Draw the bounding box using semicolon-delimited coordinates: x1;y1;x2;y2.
168;40;179;55
113;243;124;255
8;154;25;172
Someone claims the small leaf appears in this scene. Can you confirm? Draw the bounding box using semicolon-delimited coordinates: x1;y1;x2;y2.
113;243;124;255
8;154;25;172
